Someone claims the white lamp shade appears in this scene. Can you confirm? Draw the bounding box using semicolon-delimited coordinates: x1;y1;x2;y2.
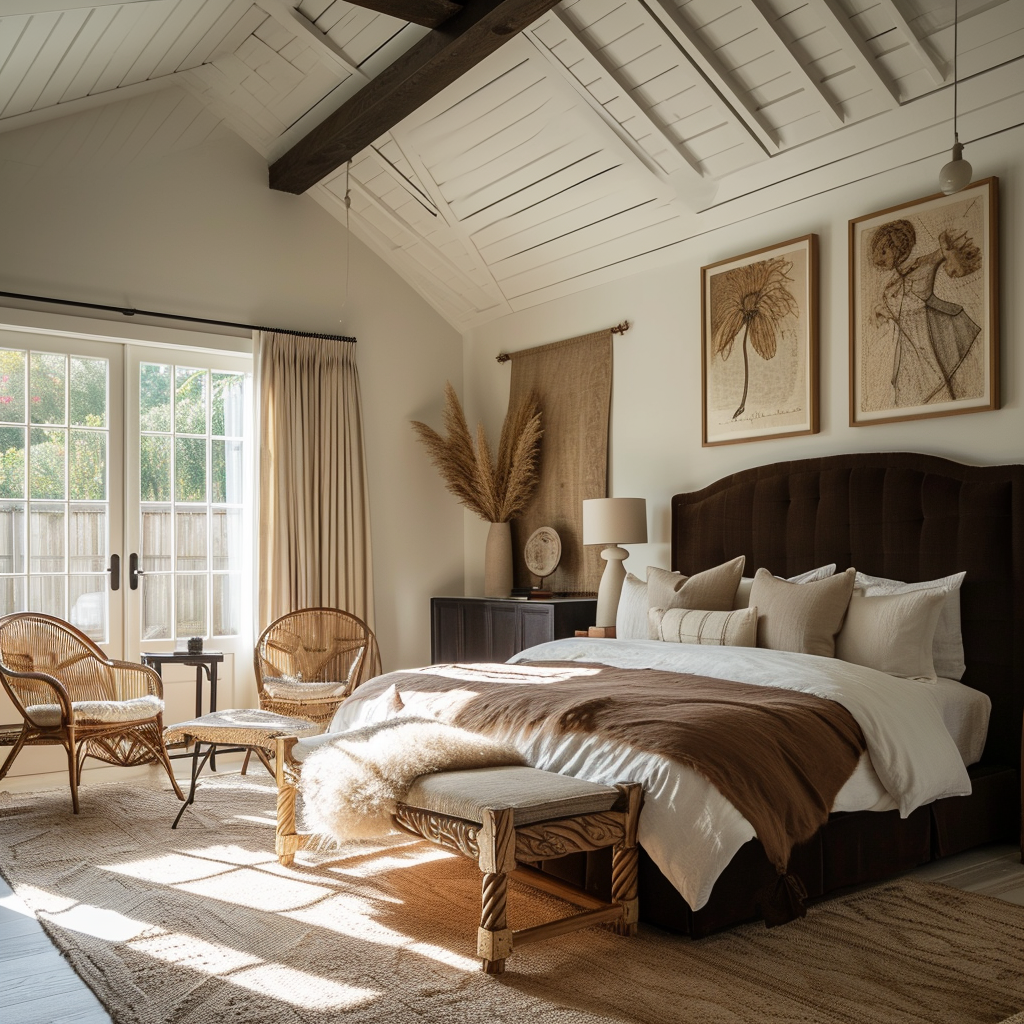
582;498;648;546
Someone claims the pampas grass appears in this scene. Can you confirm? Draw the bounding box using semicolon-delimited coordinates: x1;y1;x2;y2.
412;382;542;523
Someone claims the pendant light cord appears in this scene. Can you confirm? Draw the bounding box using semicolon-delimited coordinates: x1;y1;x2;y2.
953;0;960;144
339;160;352;311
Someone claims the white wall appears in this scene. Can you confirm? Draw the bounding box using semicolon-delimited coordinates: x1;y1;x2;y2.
0;108;464;688
463;126;1022;586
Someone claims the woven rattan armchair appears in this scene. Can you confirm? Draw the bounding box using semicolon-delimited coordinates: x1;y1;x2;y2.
254;607;381;732
0;612;184;813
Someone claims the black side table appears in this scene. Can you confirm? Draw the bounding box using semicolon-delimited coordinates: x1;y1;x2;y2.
142;650;225;767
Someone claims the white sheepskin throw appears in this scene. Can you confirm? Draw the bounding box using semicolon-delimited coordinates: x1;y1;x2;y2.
299;716;524;842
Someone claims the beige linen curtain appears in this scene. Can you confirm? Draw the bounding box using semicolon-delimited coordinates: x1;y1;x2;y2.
508;329;612;594
256;331;376;644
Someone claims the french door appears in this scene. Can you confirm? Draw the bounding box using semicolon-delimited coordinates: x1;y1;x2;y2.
0;327;124;651
0;327;252;662
124;345;253;665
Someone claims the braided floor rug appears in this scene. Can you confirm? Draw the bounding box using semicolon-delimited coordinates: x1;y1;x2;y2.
1;774;1022;1024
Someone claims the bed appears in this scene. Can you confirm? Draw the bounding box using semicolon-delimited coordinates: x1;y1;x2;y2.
291;451;1022;936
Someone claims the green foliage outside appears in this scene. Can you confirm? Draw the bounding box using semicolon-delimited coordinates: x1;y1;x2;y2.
0;350;247;632
0;350;107;502
0;353;245;506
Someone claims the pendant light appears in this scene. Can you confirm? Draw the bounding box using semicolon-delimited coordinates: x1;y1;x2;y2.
939;0;972;194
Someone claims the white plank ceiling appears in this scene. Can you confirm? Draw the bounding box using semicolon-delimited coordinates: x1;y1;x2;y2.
1;0;1022;328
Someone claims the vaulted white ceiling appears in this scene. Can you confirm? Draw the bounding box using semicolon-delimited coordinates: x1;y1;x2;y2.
1;0;1022;329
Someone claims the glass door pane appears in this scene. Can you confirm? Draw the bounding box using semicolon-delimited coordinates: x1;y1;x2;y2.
126;346;252;662
0;329;123;651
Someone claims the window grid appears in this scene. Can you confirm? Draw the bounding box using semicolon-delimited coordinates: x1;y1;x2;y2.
139;364;245;640
0;348;110;641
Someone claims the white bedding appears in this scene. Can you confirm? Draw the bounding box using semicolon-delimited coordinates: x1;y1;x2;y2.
306;638;990;912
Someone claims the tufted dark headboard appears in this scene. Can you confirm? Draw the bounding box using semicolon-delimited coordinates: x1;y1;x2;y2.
671;452;1024;768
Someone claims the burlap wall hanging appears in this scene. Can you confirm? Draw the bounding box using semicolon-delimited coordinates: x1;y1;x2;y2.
505;329;613;595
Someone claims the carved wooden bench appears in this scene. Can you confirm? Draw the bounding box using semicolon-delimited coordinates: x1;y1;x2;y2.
273;741;642;974
393;766;642;974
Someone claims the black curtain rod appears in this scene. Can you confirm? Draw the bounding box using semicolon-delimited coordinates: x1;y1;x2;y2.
0;289;357;343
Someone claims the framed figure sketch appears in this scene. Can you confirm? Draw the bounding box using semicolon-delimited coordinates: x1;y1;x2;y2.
701;234;818;446
849;178;999;426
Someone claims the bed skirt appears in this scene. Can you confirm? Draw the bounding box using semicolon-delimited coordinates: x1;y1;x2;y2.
536;763;1020;937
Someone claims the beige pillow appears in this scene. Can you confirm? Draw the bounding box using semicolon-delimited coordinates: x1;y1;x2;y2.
750;566;856;658
648;606;757;647
646;556;745;615
836;589;946;681
733;563;836;609
854;571;966;680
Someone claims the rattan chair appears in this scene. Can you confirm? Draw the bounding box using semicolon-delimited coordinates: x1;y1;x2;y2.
0;612;185;812
253;607;381;732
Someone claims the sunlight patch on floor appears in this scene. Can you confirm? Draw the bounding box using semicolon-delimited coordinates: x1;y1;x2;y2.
176;864;335;910
101;852;237;885
285;899;481;974
331;843;456;879
49;903;152;943
46;902;383;1010
226;962;379;1010
0;890;39;918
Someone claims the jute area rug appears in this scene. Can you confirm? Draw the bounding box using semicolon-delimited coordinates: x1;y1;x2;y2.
1;775;1022;1024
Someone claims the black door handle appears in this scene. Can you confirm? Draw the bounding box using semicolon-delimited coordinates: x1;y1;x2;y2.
128;552;146;591
107;553;120;591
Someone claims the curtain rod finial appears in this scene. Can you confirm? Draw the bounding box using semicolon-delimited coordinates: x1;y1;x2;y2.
495;352;511;363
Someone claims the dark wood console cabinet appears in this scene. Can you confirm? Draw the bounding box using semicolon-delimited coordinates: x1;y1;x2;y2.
430;596;597;664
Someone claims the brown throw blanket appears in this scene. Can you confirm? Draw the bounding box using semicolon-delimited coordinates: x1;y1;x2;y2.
359;661;866;920
454;664;866;872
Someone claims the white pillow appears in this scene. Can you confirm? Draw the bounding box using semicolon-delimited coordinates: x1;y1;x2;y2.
854;571;966;680
733;564;837;609
836;589;946;681
616;572;650;640
648;606;758;647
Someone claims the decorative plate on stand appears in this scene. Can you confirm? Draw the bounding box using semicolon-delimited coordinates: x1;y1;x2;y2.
524;527;561;596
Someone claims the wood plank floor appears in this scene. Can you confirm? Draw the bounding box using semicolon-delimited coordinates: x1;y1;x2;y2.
1;768;1022;1023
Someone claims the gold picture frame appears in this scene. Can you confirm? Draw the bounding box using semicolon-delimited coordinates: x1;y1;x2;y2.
701;234;819;447
849;178;999;427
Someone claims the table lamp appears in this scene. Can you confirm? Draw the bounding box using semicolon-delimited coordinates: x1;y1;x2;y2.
583;497;648;628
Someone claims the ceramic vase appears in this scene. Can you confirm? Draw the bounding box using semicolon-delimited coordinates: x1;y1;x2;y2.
483;521;513;598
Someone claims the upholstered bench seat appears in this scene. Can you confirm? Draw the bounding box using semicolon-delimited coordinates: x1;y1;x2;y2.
404;765;623;826
393;766;643;974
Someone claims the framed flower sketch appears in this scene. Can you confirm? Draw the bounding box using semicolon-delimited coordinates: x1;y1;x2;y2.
701;234;819;446
849;177;999;427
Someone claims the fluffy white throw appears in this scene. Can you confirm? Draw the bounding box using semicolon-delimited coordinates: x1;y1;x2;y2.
299;716;523;842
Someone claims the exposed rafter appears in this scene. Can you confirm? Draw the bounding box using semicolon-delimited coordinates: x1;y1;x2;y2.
269;0;565;193
344;0;464;29
805;0;901;107
876;0;946;86
747;0;845;129
256;0;369;83
638;0;779;154
534;8;709;184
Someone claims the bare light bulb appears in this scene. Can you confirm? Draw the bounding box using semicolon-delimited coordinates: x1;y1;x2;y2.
939;139;972;194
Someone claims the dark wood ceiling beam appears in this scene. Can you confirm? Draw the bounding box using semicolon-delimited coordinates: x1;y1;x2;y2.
269;0;563;194
347;0;464;29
